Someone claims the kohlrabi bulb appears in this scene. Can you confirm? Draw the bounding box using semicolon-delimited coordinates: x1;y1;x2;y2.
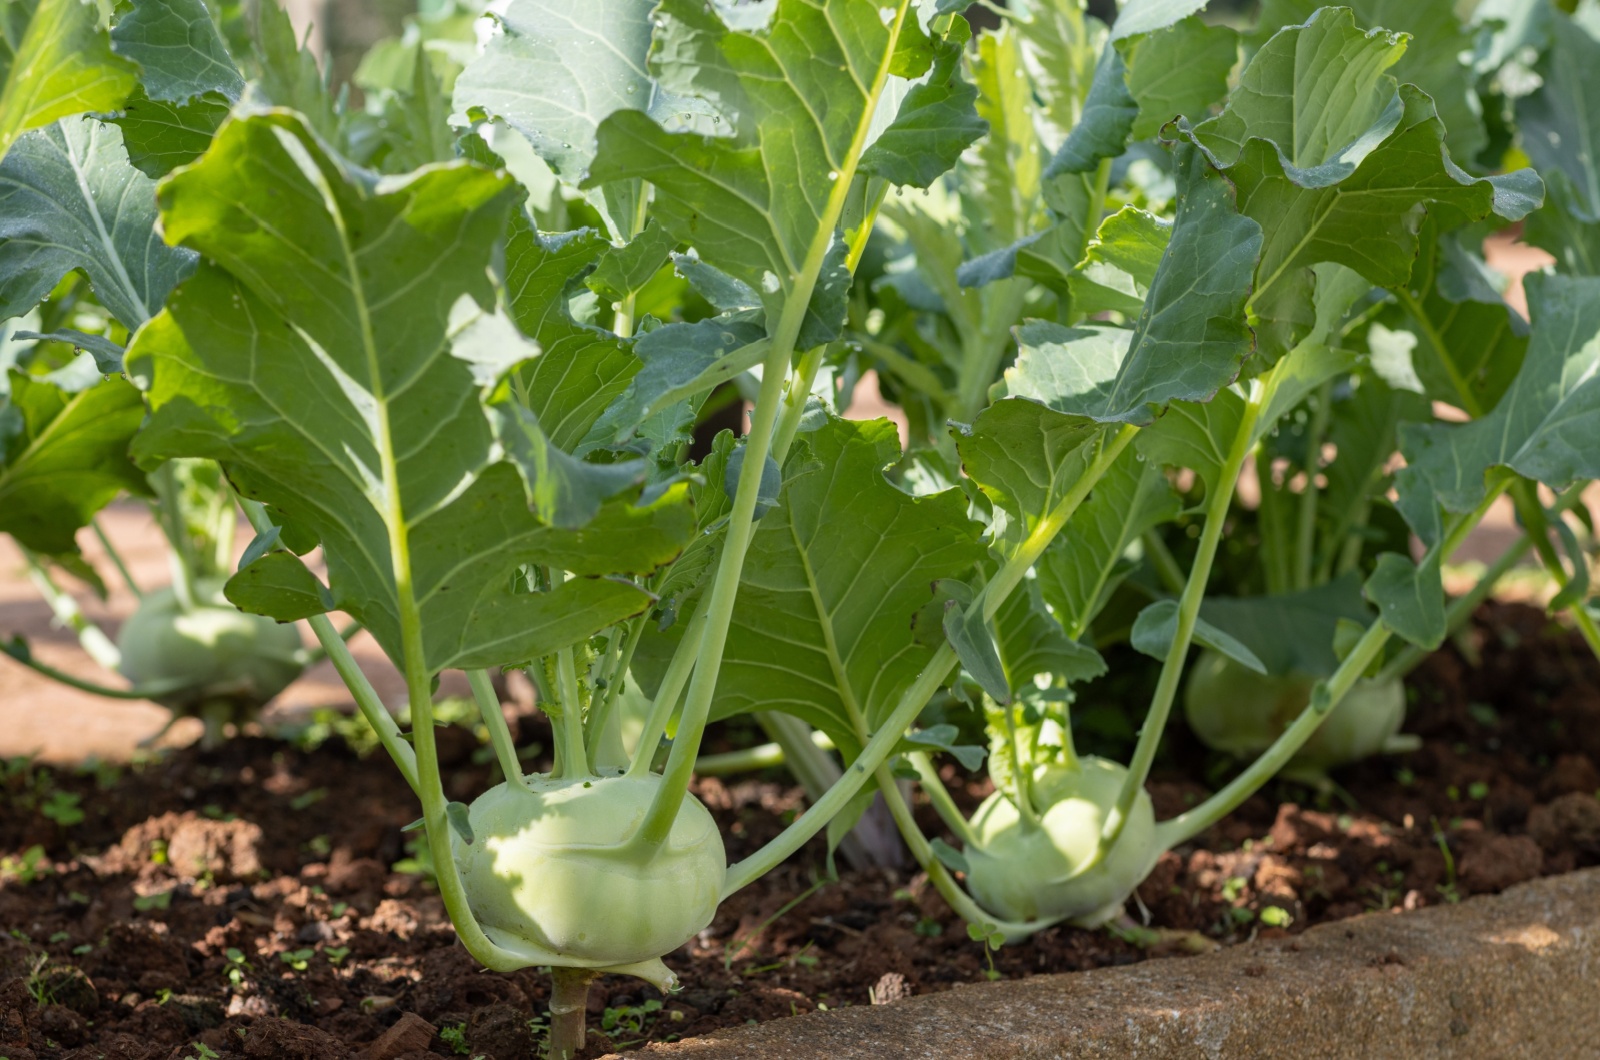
117;578;303;713
456;773;725;969
964;757;1158;927
1183;649;1412;776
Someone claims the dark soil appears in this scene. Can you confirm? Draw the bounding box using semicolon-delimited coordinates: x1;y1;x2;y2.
2;601;1598;1060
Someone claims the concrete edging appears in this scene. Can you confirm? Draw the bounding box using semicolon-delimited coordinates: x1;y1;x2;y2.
628;867;1600;1059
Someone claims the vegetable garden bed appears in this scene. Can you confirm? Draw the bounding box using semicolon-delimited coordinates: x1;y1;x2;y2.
3;600;1596;1059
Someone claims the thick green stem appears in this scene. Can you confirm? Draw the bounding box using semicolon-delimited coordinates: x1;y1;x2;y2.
1156;478;1512;847
237;501;418;794
468;669;530;792
635;1;918;848
1101;378;1272;852
22;553;121;670
907;750;980;848
875;763;1061;942
546;967;596;1060
720;427;1133;896
552;646;590;780
695;740;789;775
91;519;143;600
1002;702;1041;830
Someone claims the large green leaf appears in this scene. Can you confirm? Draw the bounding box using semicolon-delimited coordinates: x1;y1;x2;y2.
1124;17;1238;140
1007;142;1261;424
0;117;195;326
953;397;1103;536
499;219;643;452
1198;576;1373;678
633;416;985;757
0;371;147;555
1395;272;1600;530
453;0;709;184
583;0;978;318
130;111;693;675
1066;205;1170;318
0;0;136;159
1251;0;1486;164
1036;446;1179;640
1375;272;1600;647
110;0;243;103
1517;13;1600;274
1189;7;1540;358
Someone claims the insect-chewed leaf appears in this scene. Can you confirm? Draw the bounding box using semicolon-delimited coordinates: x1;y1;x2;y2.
453;0;712;184
954;398;1103;532
130;111;693;676
0;0;137;159
633;416;985;758
1186;7;1541;358
0;118;195;327
0;373;148;556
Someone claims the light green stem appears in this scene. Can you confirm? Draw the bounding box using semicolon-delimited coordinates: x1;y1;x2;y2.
1142;529;1186;596
468;669;530;792
626;595;711;779
1100;375;1272;853
22;553;121;670
91;519;143;600
907;750;980;848
148;462;198;612
585;615;645;762
0;645;185;700
694;741;789;775
238;502;419;795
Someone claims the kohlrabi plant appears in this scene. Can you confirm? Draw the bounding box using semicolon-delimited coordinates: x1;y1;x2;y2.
10;0;1600;1054
0;0;346;743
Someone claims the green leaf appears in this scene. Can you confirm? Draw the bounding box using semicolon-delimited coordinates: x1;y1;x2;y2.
488;397;648;530
1131;599;1267;674
1365;550;1445;649
953;397;1103;533
587;219;677;303
225;551;334;622
108;89;229;178
1197;576;1373;678
1135;389;1246;497
1110;0;1211;41
1251;0;1486;164
1516;13;1600;269
453;0;708;184
901;724;986;771
501;220;642;452
1044;44;1135;177
12;328;122;374
1124;17;1238;140
1008;142;1261;424
1066;205;1171;318
1188;8;1542;358
633;416;985;757
0;118;194;327
130;111;692;676
993;575;1106;692
1036;446;1180;639
0;0;136;159
1386;227;1528;414
0;373;147;555
859;31;987;189
1394;272;1600;532
110;0;243;104
940;578;1010;705
583;0;952;320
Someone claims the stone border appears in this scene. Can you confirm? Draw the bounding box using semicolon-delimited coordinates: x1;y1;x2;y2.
626;867;1600;1059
